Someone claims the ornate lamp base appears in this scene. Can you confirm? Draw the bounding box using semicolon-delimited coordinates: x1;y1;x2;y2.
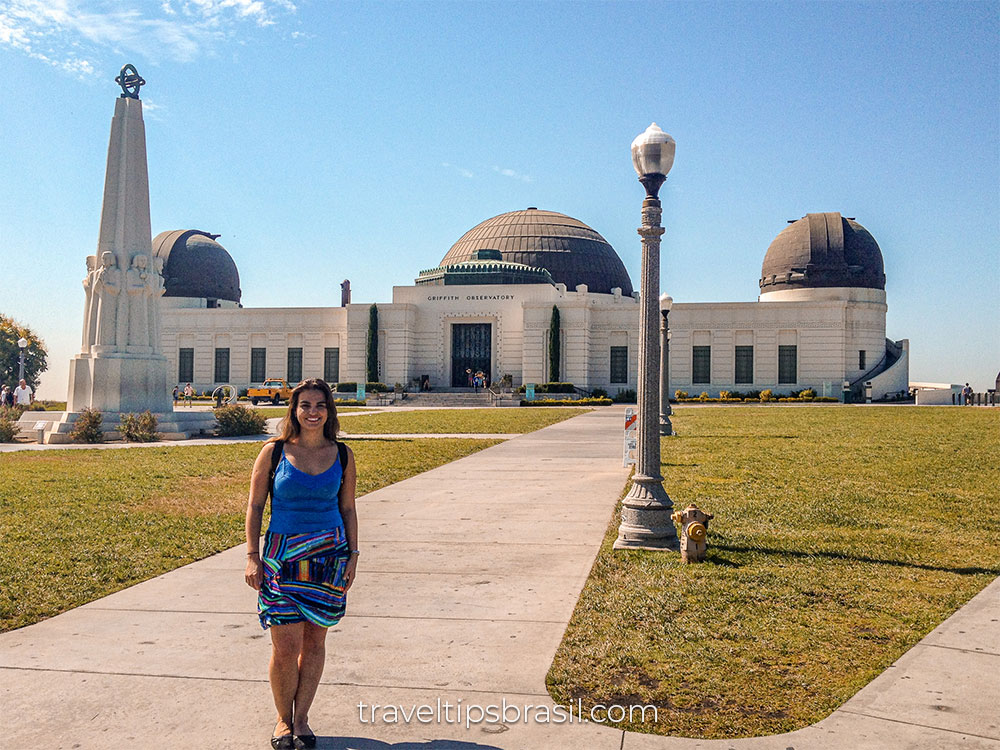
613;474;679;550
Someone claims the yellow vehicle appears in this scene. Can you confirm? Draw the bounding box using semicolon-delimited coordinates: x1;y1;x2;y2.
248;379;294;405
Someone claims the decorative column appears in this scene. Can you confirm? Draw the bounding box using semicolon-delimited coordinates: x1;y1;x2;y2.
615;123;679;551
659;294;673;436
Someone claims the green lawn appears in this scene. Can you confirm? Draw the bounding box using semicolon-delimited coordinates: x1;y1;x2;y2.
548;406;1000;739
338;407;590;434
251;405;369;418
0;438;497;632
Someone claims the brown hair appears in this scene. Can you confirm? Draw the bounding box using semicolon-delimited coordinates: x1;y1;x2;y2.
273;378;340;443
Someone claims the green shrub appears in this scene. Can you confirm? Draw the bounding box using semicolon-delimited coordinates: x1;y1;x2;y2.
675;390;689;400
336;381;387;393
521;397;612;407
760;389;774;402
590;387;609;399
0;409;18;442
517;382;575;394
699;391;710;401
612;388;637;403
119;411;158;442
719;390;731;400
71;407;104;443
334;399;367;406
214;404;266;436
800;388;816;399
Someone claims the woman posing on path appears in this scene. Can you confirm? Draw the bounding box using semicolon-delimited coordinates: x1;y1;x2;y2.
244;378;359;749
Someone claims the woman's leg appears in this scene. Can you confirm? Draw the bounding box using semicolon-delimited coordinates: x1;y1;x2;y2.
269;622;305;735
292;622;329;734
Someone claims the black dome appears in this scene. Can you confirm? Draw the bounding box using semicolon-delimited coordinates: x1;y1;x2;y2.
441;209;633;295
760;213;885;292
153;229;241;303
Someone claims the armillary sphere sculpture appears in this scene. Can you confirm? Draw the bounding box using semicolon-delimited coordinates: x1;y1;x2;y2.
115;64;146;99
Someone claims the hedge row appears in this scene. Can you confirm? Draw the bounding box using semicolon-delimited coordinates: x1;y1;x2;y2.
520;397;613;407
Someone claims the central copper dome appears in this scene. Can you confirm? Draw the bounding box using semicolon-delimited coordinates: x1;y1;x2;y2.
440;209;633;295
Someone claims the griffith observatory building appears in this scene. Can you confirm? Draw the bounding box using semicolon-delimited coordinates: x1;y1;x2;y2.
155;208;909;400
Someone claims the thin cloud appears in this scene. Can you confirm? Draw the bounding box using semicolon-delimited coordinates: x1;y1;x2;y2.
493;165;533;183
0;0;296;77
442;162;475;179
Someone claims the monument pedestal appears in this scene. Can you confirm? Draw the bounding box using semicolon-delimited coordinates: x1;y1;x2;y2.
19;408;217;444
68;351;173;414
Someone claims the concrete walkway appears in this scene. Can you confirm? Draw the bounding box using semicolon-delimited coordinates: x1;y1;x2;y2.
1;409;997;749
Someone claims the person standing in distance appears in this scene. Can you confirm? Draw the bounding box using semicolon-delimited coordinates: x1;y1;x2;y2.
183;382;194;407
13;379;33;406
244;379;359;749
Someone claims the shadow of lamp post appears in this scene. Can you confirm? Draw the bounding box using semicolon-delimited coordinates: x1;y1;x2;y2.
614;124;679;551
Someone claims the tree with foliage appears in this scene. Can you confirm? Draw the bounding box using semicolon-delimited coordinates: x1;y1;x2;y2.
0;314;48;391
366;304;379;383
548;305;561;382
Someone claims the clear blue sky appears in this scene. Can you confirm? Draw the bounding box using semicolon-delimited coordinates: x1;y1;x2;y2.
1;0;997;398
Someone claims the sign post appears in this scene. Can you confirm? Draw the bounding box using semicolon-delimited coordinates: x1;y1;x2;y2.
623;407;637;467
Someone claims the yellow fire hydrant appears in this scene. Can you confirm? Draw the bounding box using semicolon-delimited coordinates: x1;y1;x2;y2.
671;503;714;563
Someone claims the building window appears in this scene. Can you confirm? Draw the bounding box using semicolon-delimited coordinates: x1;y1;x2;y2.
735;345;753;384
251;348;267;383
859;350;866;370
214;348;230;383
778;345;797;384
692;346;711;384
610;346;628;384
287;347;303;383
178;348;194;383
324;347;340;384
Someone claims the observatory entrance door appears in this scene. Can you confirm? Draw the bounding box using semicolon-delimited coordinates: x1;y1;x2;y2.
451;323;491;387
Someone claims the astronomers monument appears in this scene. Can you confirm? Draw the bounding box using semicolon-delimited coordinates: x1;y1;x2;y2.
41;66;213;441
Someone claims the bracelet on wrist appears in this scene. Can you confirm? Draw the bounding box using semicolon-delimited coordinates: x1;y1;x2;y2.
349;549;360;556
247;551;260;557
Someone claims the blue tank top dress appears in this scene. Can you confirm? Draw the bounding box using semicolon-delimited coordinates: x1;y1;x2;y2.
258;445;349;629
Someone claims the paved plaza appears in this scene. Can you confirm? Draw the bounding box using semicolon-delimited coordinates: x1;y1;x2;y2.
1;409;997;748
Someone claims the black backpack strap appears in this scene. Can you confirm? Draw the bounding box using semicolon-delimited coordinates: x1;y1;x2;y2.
268;439;284;500
337;440;349;474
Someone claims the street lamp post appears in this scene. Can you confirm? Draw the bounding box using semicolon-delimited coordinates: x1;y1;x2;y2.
17;337;27;382
614;123;679;551
659;294;673;436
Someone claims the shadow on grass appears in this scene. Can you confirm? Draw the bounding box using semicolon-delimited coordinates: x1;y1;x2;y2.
712;543;1000;576
677;435;799;440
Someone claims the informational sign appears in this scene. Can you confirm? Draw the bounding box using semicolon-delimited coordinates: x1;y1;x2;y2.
357;384;366;402
525;384;535;401
623;407;637;467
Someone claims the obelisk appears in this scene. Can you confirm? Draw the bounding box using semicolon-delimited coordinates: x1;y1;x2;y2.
67;64;172;414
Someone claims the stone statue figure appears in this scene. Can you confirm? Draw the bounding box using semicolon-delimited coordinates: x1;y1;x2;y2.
127;254;150;347
147;256;166;353
82;255;98;350
93;252;122;348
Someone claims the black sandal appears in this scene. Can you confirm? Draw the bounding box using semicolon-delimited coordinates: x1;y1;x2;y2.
271;732;295;749
294;732;317;749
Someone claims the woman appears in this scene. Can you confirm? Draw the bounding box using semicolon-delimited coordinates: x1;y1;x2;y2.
245;378;359;749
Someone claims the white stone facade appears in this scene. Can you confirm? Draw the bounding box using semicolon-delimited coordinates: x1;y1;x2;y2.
160;282;643;394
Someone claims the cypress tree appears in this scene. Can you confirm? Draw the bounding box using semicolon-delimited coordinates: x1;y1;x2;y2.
548;305;560;383
367;304;379;383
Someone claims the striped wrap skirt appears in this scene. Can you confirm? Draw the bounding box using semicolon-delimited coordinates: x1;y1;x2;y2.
258;526;349;629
